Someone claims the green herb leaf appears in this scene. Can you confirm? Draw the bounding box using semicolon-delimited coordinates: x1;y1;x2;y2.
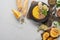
42;9;47;16
57;0;60;7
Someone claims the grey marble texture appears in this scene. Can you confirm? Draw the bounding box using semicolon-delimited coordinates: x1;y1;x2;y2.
0;0;59;40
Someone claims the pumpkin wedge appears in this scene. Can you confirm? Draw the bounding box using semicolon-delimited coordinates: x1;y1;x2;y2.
12;9;21;19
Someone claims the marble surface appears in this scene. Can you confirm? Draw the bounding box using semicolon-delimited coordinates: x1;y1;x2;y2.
0;0;59;40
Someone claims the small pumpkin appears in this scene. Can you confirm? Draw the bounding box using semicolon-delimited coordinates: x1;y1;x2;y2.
42;32;49;40
47;37;56;40
50;28;59;38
